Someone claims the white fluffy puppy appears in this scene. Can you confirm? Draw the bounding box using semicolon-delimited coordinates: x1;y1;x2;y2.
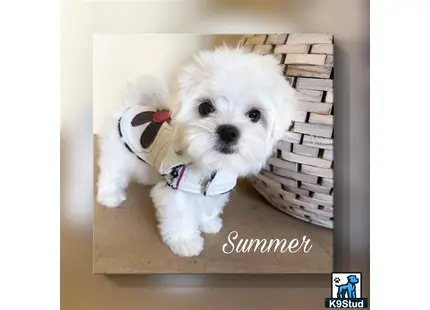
96;46;297;257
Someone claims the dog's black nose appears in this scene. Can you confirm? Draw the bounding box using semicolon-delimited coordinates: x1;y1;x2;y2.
217;125;240;144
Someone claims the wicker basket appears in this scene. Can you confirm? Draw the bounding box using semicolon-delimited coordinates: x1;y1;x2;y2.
241;33;334;229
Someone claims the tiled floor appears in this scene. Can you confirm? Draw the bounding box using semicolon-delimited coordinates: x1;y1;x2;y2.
93;137;333;274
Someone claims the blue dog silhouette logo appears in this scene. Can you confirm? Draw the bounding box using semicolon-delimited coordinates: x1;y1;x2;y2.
326;272;368;308
334;275;359;299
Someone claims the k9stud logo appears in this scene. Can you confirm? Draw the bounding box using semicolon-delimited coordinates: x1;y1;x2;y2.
325;272;369;308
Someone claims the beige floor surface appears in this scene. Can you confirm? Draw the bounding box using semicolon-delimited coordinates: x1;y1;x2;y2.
93;138;333;274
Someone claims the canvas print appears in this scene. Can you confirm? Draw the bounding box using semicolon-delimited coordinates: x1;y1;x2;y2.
93;34;334;274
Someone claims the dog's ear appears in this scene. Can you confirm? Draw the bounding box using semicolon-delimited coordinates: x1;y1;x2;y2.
268;81;299;143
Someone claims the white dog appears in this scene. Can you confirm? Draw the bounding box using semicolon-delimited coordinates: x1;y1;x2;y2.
96;46;298;257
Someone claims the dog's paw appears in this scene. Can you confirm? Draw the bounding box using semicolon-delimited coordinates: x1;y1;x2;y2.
97;189;126;208
200;217;223;234
165;234;204;257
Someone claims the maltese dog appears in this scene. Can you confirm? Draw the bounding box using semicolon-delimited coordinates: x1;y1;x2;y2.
96;46;298;257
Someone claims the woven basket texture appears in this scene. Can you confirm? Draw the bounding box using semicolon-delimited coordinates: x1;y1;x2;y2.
241;33;334;229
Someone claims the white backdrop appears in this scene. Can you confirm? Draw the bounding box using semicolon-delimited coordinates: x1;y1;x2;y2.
93;34;217;134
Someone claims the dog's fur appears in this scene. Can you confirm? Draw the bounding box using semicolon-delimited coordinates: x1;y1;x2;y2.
96;46;298;257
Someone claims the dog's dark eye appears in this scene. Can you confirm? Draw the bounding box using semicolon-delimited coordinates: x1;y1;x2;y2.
198;99;215;117
247;109;261;123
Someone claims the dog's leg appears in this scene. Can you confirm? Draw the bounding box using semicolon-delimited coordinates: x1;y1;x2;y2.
348;288;353;298
337;287;345;299
97;165;130;208
150;182;204;257
198;194;230;234
96;136;133;208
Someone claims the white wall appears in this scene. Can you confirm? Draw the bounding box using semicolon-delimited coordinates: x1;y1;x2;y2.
93;34;219;134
